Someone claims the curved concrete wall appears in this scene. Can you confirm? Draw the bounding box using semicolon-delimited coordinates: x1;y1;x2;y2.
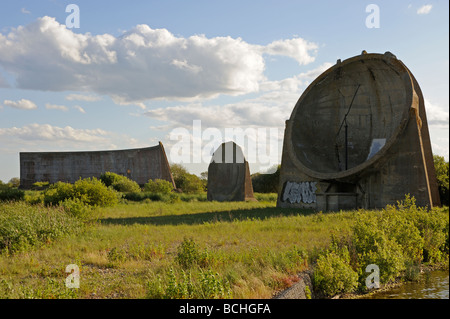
20;142;175;189
207;142;255;202
277;51;441;210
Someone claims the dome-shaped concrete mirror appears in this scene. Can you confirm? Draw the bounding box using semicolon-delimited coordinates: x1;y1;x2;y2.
277;51;441;211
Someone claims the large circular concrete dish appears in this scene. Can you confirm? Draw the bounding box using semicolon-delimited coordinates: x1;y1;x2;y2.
286;52;418;180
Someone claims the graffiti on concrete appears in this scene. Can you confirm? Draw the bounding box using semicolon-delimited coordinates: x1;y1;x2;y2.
282;181;317;204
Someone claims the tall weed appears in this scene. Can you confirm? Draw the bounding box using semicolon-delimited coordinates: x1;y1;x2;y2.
0;202;84;255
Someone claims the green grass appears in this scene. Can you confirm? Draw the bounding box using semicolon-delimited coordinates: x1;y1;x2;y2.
0;194;448;299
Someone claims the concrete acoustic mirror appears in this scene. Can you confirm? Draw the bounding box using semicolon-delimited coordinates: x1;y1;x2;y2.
277;51;441;211
19;142;175;189
207;141;256;202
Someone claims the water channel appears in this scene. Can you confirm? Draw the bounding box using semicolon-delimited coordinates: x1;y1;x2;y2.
364;270;449;299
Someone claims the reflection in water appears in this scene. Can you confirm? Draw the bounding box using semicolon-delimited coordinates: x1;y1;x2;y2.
365;271;449;299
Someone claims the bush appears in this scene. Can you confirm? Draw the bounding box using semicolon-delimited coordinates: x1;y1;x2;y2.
0;187;25;202
313;247;359;297
176;238;203;269
433;155;449;206
24;191;44;205
124;191;179;203
179;193;208;202
170;164;205;194
181;174;205;194
99;172;141;193
99;172;121;187
72;177;120;206
43;178;119;207
32;181;50;190
144;179;173;194
350;211;408;286
7;178;20;188
251;165;280;193
0;202;84;254
175;238;215;269
59;198;93;222
327;195;449;294
254;193;278;202
43;181;74;205
147;268;232;299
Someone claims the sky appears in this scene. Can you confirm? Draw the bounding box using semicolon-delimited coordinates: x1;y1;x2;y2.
0;0;448;183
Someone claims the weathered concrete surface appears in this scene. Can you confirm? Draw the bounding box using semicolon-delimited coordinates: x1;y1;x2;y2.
277;51;441;210
273;272;313;299
20;142;175;189
207;141;256;202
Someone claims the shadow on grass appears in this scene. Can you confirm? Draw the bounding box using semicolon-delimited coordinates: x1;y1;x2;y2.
99;207;317;226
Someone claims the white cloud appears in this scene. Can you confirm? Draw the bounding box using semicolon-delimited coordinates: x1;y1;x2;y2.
0;123;147;153
425;99;449;128
417;4;432;14
260;62;333;92
0;16;318;103
262;38;318;65
45;103;69;111
21;8;31;14
65;94;102;102
144;63;333;130
432;141;449;161
0;123;108;143
3;99;37;110
73;105;86;113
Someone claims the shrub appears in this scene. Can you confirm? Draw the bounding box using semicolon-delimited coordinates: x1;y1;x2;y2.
99;172;141;193
327;195;449;294
165;268;194;299
32;181;50;190
111;178;141;193
24;191;44;205
351;213;406;286
170;164;205;194
251;165;280;193
72;177;120;206
144;179;173;194
99;172;121;187
43;181;73;206
0;202;84;254
0;187;25;202
124;191;179;203
176;238;202;269
43;178;119;207
254;193;278;202
179;193;208;202
59;198;93;222
395;195;448;263
7;178;20;188
175;238;215;269
198;269;232;299
147;268;232;299
313;247;358;297
434;155;449;206
181;174;205;194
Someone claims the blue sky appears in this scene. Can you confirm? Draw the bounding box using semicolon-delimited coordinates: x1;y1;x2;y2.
0;0;448;182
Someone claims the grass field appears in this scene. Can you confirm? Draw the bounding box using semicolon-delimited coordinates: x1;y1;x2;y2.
0;193;448;299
